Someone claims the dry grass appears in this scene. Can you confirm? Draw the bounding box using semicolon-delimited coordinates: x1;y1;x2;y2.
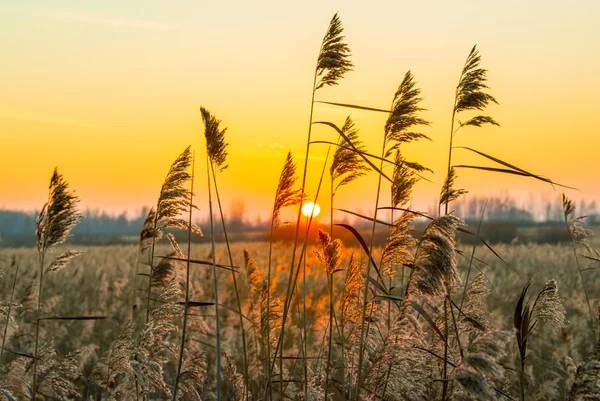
1;11;599;401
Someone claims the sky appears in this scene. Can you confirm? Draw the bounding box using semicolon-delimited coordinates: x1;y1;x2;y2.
1;1;599;221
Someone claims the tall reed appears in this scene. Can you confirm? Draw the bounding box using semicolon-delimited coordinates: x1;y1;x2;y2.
33;168;82;400
266;151;303;399
355;71;430;398
172;152;196;400
269;11;352;397
562;194;596;340
201;106;250;399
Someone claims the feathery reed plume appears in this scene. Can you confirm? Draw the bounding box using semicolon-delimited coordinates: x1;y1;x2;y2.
330;116;368;194
244;250;263;295
562;193;596;338
366;301;429;401
1;356;29;399
355;70;430;398
568;305;600;401
33;168;81;401
91;321;135;397
384;71;430;157
454;46;499;117
36;346;82;399
201;107;228;171
139;208;159;252
410;215;464;306
440;167;467;213
273;152;304;228
135;279;183;398
531;279;567;330
444;45;498;215
381;212;416;279
175;353;207;401
36;168;82;251
330;116;368;236
315;230;343;399
143;146;199;321
202;107;249;399
391;150;418;208
514;280;566;401
315;13;353;90
460;272;491;332
45;250;82;273
452;330;512;401
316;230;343;275
226;353;247;401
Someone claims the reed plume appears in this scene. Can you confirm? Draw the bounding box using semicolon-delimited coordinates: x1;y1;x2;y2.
142;146;199;320
440;167;467;213
36;168;82;251
91;321;135;397
330;116;368;236
444;45;498;215
201;106;228;171
330;116;368;194
315;13;353;90
514;280;566;401
410;215;463;298
225;353;247;401
460;272;491;333
452;330;512;401
379;307;430;401
563;193;596;338
273;152;304;228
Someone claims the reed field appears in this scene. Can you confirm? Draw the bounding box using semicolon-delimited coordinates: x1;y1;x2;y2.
2;12;600;401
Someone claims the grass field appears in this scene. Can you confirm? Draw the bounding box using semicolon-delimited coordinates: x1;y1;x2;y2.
1;238;598;400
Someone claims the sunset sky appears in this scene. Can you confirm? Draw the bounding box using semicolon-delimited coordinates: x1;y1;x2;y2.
1;1;599;221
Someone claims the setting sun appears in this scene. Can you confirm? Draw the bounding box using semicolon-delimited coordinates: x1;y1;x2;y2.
301;202;321;218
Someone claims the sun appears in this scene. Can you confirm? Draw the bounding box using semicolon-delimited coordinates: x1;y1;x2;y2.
302;202;321;218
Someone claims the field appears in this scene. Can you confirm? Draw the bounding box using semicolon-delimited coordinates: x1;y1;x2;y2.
1;237;599;400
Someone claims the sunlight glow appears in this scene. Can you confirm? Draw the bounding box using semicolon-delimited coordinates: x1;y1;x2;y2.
302;202;321;218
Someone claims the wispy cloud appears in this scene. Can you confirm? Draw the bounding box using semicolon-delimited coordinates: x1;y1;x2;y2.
256;142;284;149
37;10;198;33
0;110;97;129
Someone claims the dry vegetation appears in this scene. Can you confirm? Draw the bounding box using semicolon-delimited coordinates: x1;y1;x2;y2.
2;12;600;401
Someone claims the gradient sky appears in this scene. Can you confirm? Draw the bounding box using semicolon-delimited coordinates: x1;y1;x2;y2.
1;1;599;221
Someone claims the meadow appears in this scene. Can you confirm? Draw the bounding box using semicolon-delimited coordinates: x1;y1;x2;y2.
2;11;600;401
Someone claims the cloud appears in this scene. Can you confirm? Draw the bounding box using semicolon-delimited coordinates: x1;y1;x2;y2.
256;142;284;149
37;10;198;33
0;110;97;129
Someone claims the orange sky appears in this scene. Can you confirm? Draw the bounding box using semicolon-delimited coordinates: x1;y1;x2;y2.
1;1;599;221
